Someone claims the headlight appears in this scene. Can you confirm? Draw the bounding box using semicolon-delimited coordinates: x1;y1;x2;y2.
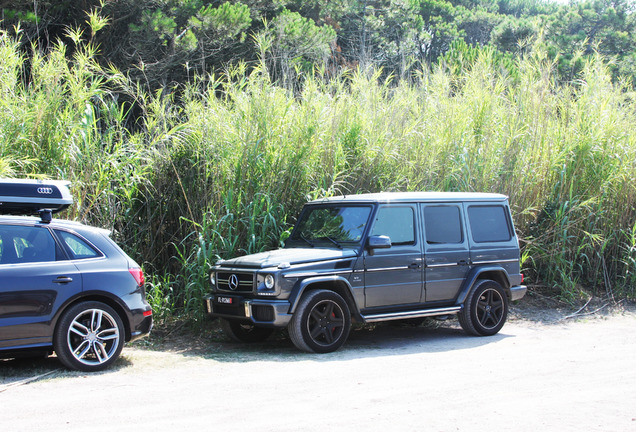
210;272;216;286
264;274;275;289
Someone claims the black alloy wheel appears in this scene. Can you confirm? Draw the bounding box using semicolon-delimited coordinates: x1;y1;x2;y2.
289;289;351;353
459;279;509;336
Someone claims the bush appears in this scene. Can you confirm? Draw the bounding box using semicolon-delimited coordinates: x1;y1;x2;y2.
1;32;634;319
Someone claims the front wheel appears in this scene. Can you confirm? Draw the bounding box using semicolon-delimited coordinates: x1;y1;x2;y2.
459;279;509;336
220;319;274;343
54;301;125;372
288;290;351;353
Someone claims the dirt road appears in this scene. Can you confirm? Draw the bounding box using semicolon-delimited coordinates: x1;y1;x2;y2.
1;307;635;432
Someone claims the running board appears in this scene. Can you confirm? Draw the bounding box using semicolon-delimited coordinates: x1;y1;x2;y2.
361;306;461;323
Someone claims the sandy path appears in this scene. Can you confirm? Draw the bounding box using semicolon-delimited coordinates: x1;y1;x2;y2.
1;311;635;431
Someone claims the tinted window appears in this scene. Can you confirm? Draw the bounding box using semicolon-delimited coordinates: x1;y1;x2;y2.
57;231;101;259
290;206;371;245
0;225;56;264
371;206;415;245
424;206;462;244
468;205;512;242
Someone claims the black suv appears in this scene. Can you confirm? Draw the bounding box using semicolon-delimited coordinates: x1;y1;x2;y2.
0;180;152;371
206;192;526;353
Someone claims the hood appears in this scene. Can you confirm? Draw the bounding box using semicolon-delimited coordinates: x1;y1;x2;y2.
217;248;358;269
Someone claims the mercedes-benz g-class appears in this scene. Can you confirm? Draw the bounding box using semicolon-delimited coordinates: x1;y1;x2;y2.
205;192;526;353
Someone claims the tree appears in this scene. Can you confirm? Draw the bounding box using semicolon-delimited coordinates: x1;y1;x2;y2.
125;1;252;86
546;0;636;82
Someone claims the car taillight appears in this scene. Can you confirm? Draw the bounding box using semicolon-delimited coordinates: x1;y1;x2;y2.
521;273;525;284
129;267;145;286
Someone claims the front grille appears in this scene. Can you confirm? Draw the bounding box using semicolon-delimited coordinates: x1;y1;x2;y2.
252;305;275;322
217;272;254;292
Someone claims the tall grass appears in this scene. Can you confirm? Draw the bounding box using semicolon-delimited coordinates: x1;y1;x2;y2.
1;31;634;319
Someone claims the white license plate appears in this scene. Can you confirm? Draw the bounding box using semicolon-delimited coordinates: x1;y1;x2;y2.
217;296;234;305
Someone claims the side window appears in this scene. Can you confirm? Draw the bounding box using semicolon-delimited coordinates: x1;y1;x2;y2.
56;230;101;259
424;205;463;244
0;225;57;264
468;205;512;242
370;206;415;245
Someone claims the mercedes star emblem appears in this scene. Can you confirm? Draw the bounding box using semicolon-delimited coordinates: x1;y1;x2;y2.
228;274;239;291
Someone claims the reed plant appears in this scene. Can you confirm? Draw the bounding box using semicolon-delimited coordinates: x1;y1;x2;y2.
1;29;634;318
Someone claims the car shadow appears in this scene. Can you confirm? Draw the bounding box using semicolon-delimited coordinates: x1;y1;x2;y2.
0;353;134;387
176;320;515;364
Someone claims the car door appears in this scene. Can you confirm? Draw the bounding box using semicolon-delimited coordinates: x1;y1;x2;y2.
421;203;471;302
0;223;82;348
363;204;423;308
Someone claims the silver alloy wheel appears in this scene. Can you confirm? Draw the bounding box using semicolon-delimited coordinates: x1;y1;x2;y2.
67;308;121;366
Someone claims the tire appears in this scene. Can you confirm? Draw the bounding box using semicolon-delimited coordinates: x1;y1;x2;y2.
54;301;125;372
288;290;351;353
220;319;274;343
459;279;509;336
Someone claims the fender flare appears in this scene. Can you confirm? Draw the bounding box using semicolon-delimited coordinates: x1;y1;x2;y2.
455;265;512;305
288;275;360;318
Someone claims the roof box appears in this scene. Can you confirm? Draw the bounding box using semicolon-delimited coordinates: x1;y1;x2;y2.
0;179;73;215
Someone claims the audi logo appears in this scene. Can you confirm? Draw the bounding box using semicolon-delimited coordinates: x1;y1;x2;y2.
228;274;239;291
37;187;53;195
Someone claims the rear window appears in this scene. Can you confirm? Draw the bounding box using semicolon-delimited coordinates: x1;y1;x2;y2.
424;206;463;244
468;205;512;243
56;230;101;259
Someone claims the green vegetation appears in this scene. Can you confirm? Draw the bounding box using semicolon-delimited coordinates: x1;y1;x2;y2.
0;1;635;320
2;0;635;88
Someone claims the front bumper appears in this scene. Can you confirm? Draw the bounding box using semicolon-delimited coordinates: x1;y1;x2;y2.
204;294;293;327
510;285;527;301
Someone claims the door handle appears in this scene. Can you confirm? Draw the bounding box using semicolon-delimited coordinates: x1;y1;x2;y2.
457;260;470;266
53;276;73;284
409;262;422;270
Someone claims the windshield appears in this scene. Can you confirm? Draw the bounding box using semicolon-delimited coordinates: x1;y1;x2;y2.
287;205;372;248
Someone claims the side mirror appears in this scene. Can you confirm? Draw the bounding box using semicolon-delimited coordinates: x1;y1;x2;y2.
367;235;391;254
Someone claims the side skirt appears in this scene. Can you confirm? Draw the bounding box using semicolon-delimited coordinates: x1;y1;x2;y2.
361;306;461;323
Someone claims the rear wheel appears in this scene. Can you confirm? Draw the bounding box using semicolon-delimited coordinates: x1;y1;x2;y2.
288;290;351;353
220;319;274;343
459;279;508;336
54;301;125;372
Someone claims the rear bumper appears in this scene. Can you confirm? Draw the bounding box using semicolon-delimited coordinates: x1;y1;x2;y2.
130;316;153;341
204;294;292;327
510;285;527;301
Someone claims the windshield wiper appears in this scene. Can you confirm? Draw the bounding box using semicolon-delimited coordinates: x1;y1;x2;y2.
321;236;343;249
299;234;315;247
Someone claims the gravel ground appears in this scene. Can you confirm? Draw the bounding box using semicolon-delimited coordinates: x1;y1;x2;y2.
1;302;635;432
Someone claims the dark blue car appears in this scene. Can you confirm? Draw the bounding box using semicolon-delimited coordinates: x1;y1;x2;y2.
0;180;152;371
